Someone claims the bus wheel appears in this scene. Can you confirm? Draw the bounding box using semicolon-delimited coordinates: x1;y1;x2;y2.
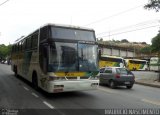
133;67;136;71
32;72;38;90
14;66;18;77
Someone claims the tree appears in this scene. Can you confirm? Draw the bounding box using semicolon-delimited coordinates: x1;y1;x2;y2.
144;0;160;12
99;38;103;41
121;39;129;43
151;33;160;81
140;45;152;54
0;44;12;60
151;33;160;52
141;42;147;45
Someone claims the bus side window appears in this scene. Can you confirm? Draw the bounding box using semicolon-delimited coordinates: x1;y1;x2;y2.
40;26;48;42
39;45;48;73
31;33;38;49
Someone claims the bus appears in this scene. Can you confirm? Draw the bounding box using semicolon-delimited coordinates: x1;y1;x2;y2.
149;57;160;72
99;55;125;68
11;23;99;93
125;59;148;71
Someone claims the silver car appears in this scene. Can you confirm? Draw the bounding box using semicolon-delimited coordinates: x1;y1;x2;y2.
98;67;135;89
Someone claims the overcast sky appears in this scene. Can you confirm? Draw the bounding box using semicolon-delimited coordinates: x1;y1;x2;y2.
0;0;159;45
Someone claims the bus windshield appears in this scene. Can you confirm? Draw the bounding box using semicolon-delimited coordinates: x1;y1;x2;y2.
51;27;95;41
78;43;98;72
129;60;146;64
150;57;159;64
99;56;124;68
48;42;98;72
100;57;123;62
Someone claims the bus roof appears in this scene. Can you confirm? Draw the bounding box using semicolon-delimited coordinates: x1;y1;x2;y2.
125;59;147;62
101;55;124;59
14;23;95;44
43;23;95;31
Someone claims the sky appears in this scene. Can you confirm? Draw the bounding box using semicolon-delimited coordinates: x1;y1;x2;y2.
0;0;159;45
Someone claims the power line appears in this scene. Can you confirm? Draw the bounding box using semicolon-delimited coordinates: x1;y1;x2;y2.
84;4;143;26
97;19;159;35
97;25;160;38
0;0;10;7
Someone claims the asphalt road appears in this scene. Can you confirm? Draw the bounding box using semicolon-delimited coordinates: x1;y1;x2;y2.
0;64;160;115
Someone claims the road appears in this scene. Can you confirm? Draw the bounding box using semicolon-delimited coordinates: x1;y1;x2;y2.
0;64;160;115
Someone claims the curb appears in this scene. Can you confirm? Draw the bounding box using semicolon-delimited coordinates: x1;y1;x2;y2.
135;81;160;88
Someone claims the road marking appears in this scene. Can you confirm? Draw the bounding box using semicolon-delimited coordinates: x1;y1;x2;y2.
141;99;160;106
31;92;39;98
23;86;29;91
98;86;117;94
43;101;54;109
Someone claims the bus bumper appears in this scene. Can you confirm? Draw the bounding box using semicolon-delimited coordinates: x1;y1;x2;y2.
46;80;99;93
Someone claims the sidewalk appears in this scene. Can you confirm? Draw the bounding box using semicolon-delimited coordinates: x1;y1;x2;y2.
135;78;160;88
132;71;160;88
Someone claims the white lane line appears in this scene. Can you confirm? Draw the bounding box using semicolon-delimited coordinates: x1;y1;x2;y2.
23;86;29;91
141;99;160;106
43;101;54;109
31;92;39;98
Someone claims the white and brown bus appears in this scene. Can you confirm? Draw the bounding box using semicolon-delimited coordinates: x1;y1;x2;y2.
11;23;99;93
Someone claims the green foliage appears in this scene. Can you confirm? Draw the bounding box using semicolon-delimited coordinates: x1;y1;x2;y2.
0;44;12;59
140;45;152;54
144;0;160;12
141;42;147;45
151;33;160;52
121;39;129;43
99;38;103;41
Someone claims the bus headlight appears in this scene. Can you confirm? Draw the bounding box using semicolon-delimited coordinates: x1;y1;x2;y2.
48;76;57;81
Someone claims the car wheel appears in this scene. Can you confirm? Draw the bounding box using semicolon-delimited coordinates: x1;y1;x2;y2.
126;85;133;89
109;80;115;89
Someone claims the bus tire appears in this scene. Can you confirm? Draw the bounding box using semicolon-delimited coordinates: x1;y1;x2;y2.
14;66;18;77
133;67;136;71
32;72;38;90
